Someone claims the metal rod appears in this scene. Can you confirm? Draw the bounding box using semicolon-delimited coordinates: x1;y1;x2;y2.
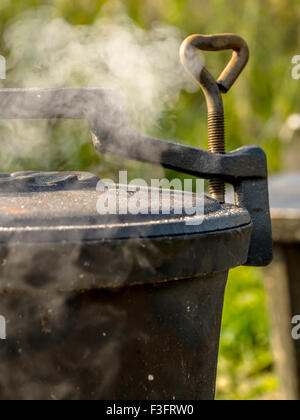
180;33;249;203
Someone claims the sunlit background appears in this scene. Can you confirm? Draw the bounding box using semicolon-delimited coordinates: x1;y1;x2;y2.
1;0;300;400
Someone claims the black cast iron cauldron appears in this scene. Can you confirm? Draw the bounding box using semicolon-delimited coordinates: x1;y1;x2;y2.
0;33;272;400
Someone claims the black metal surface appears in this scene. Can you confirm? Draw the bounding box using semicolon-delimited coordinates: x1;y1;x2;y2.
235;178;272;267
0;171;100;193
0;73;272;400
0;223;252;291
0;173;252;400
0;271;228;400
0;172;253;401
0;87;272;266
0;171;252;288
0;171;251;245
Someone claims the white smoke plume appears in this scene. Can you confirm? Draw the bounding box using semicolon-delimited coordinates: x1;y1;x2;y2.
0;4;197;171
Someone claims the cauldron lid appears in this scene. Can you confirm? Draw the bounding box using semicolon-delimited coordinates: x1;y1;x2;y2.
0;171;251;244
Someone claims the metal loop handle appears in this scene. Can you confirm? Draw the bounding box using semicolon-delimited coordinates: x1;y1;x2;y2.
180;33;249;94
180;33;249;204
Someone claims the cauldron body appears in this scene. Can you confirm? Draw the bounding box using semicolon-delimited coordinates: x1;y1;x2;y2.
0;172;252;400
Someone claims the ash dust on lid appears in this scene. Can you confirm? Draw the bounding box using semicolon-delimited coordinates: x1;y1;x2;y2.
0;171;251;243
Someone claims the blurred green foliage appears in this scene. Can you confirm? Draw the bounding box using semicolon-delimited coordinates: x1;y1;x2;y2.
1;0;300;174
217;267;278;400
1;0;299;399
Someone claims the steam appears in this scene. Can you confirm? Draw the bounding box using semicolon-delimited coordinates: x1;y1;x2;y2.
0;7;206;399
0;4;197;171
0;6;204;400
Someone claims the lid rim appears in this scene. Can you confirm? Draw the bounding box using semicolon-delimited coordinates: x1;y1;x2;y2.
0;222;253;291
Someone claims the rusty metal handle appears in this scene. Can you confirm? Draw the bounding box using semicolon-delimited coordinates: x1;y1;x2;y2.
180;33;249;204
180;33;249;95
